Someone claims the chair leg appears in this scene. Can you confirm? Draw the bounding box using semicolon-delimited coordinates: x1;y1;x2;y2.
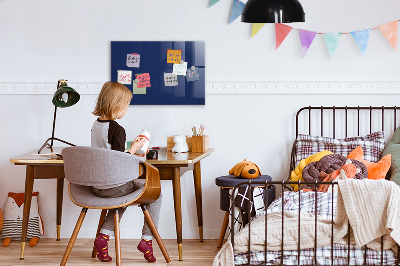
141;205;171;263
217;211;230;248
91;209;108;258
60;208;88;266
114;209;121;266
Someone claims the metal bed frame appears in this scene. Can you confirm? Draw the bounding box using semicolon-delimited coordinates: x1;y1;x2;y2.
230;106;400;266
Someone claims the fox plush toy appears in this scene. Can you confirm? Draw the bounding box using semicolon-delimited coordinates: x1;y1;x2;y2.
1;192;44;247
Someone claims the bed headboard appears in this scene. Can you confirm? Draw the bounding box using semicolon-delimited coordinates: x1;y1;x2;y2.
290;106;400;179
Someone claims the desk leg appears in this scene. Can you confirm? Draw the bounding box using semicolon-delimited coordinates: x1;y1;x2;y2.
193;161;203;242
172;167;183;261
56;178;64;241
20;165;35;259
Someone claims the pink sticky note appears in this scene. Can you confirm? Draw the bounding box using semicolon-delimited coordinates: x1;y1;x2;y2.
135;73;151;88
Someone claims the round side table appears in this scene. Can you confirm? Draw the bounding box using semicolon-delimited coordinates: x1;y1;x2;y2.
215;175;275;248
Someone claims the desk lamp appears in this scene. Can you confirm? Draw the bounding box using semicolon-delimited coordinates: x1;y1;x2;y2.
241;0;305;23
38;79;80;154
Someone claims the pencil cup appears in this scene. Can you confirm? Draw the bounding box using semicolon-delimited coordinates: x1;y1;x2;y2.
191;135;209;153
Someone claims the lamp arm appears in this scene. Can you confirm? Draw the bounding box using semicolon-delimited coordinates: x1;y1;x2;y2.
50;105;57;148
50;79;61;148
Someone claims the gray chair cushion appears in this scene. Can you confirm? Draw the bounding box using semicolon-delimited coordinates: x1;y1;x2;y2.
69;180;145;208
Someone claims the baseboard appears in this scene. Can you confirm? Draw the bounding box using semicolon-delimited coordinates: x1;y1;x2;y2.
1;81;399;95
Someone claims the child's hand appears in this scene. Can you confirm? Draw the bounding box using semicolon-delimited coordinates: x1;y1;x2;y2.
129;137;147;155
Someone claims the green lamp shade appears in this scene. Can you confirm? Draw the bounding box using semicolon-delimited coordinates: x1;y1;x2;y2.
52;84;80;108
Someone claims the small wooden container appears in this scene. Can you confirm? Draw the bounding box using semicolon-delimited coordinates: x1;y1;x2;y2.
167;135;192;151
191;135;209;153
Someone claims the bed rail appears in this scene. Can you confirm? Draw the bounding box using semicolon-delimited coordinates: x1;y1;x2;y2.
230;180;400;266
289;106;400;182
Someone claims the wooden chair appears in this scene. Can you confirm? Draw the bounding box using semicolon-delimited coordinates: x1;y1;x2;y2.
60;146;171;265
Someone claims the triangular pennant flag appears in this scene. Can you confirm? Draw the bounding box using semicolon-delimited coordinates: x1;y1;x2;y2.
229;0;245;24
378;21;398;50
275;23;293;49
209;0;220;7
351;29;370;55
298;29;317;58
251;23;266;38
323;33;341;58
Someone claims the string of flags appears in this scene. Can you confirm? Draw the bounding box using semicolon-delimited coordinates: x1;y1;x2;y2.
210;0;399;58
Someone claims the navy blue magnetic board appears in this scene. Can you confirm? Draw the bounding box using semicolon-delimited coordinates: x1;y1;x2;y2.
111;41;205;105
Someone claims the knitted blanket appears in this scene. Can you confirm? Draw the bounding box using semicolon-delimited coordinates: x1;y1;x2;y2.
213;211;341;266
335;178;399;251
213;179;400;266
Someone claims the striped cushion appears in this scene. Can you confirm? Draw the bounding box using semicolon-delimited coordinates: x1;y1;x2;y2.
1;217;40;240
295;131;385;166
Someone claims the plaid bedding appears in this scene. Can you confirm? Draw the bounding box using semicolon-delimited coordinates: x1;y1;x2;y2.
294;131;385;166
234;244;397;265
234;191;397;265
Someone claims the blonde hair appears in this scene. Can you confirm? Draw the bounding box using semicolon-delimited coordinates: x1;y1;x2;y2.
93;81;133;120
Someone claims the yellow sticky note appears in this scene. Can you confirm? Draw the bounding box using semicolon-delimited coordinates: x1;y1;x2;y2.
167;49;182;64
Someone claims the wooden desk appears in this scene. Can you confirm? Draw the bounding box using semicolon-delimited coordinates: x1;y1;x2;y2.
10;147;213;261
9;148;64;259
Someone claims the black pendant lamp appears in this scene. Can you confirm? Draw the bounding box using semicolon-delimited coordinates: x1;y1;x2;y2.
242;0;305;23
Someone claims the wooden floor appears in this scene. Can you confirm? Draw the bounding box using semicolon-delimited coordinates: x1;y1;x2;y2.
0;239;221;265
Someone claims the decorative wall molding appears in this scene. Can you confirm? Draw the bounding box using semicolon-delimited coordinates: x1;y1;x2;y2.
0;81;400;95
207;81;400;94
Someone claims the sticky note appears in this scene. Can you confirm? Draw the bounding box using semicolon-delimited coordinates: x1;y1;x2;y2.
135;73;151;88
167;49;182;64
117;70;132;84
126;53;140;68
164;73;178;86
132;82;147;94
186;66;200;82
173;62;187;76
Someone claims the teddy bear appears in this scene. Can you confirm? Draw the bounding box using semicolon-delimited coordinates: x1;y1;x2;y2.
229;159;261;179
1;192;44;247
172;135;189;153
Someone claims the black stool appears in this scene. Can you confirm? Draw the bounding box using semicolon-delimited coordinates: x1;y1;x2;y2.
215;175;275;248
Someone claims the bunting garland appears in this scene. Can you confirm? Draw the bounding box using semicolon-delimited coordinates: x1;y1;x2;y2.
378;21;397;50
208;1;399;59
251;23;266;38
323;33;341;58
229;0;245;24
209;0;220;8
298;30;317;58
351;29;370;55
275;23;292;49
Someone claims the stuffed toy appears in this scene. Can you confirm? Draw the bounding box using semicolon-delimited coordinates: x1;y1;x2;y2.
317;160;360;193
172;135;189;153
301;154;368;190
348;146;391;180
289;150;333;191
1;192;44;247
229;159;261;179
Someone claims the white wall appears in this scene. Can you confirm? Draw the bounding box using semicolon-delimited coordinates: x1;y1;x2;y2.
1;0;400;240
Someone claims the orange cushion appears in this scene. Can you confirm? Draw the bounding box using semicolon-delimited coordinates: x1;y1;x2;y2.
347;146;391;180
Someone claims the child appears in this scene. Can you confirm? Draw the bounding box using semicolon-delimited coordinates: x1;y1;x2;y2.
91;81;162;263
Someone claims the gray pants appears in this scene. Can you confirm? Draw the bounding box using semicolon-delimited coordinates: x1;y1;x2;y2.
92;180;162;240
